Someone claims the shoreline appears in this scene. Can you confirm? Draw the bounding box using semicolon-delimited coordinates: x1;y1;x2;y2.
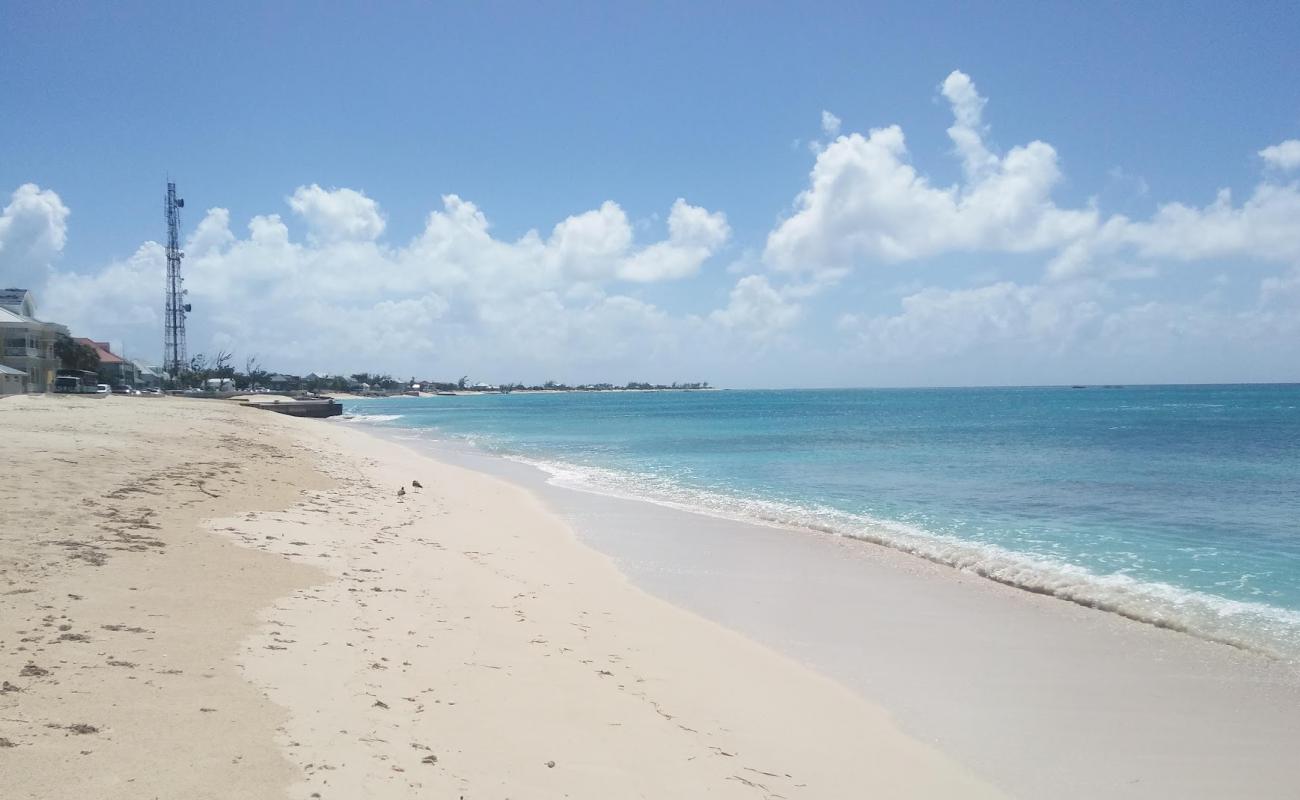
339;410;1300;662
329;387;722;400
2;395;1003;798
517;452;1300;661
227;408;1005;798
356;419;1300;799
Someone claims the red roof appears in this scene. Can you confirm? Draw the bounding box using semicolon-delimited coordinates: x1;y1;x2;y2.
74;337;125;365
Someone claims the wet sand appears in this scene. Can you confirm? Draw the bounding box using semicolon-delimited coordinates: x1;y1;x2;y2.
379;428;1300;799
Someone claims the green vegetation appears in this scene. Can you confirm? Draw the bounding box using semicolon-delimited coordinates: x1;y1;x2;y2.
54;334;101;372
164;350;710;394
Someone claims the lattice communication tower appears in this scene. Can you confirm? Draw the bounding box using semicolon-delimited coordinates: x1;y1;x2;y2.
163;181;190;380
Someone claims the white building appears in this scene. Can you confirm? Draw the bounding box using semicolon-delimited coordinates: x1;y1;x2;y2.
0;289;68;393
0;363;27;394
132;360;163;388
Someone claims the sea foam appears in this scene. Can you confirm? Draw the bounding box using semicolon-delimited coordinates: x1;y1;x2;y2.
340;413;405;423
340;387;1300;663
511;453;1300;661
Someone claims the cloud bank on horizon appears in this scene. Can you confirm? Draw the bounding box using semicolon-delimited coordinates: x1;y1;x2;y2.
3;71;1299;386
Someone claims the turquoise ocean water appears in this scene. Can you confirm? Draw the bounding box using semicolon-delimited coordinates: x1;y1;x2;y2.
343;385;1300;658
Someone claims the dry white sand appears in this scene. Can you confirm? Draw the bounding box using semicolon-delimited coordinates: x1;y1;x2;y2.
0;394;328;798
1;395;1002;798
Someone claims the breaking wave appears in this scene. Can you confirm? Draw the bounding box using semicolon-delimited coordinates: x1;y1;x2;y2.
506;454;1300;661
337;407;1300;661
340;412;405;423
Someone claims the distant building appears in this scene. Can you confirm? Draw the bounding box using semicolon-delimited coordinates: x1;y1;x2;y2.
0;289;69;392
267;374;300;391
0;363;28;394
74;338;139;387
132;361;163;389
303;373;338;391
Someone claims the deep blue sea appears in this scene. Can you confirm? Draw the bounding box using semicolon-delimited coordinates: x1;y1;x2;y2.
343;385;1300;657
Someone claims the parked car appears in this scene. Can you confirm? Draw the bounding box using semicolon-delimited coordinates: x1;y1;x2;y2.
95;384;111;395
112;384;131;394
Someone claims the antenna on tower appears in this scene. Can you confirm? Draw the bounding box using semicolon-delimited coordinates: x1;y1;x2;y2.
163;181;189;383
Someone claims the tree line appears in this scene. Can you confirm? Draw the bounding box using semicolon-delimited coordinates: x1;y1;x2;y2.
53;338;710;394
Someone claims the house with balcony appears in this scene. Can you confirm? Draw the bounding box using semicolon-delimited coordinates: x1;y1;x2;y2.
0;289;68;392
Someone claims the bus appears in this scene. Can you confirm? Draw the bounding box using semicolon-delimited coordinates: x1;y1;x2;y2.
54;369;101;394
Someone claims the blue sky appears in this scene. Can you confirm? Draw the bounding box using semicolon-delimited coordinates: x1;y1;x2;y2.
2;1;1299;386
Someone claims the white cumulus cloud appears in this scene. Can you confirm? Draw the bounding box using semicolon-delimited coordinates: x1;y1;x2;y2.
838;280;1104;361
766;71;1097;273
41;243;164;336
12;75;1300;387
618;199;730;282
545;201;634;281
710;275;802;337
36;188;731;380
0;183;71;288
770;72;1300;294
821;110;841;137
187;207;237;257
1048;182;1300;280
288;184;387;242
940;70;998;180
834;267;1300;383
1259;139;1300;171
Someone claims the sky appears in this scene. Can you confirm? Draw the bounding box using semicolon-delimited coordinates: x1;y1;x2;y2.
2;0;1299;388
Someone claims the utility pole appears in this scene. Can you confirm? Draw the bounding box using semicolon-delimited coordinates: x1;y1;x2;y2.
163;181;189;383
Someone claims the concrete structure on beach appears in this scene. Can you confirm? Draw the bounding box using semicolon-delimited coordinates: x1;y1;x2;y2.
0;289;68;393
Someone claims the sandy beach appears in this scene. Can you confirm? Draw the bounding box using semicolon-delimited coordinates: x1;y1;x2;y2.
9;5;1299;797
1;395;1003;798
455;443;1300;799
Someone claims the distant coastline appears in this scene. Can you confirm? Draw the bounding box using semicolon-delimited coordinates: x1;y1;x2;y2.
332;385;720;400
